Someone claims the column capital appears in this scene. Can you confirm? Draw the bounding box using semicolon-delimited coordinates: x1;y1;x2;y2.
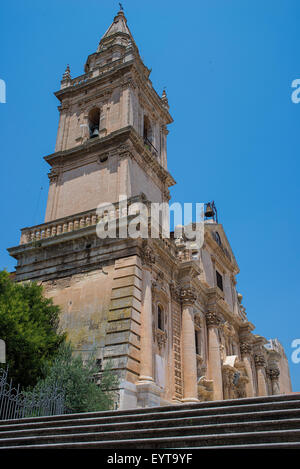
266;366;280;381
205;311;221;328
179;286;197;306
240;341;252;357
254;354;266;368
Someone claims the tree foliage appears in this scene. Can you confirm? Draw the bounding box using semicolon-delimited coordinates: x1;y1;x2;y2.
0;270;65;388
30;342;119;413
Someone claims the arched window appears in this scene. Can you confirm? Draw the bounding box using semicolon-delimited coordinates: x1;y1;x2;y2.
143;115;152;143
157;304;164;331
215;231;222;246
88;108;100;138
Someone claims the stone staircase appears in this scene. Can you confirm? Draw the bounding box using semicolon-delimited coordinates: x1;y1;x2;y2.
0;394;300;449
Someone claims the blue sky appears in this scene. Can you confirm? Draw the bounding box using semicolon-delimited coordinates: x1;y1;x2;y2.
0;0;299;391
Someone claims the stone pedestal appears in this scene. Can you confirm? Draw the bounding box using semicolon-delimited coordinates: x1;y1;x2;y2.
136;381;161;408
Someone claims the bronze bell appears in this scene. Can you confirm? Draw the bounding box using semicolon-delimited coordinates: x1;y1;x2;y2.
90;127;99;138
204;202;214;218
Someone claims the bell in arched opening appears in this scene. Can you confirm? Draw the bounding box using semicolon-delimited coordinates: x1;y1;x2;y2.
88;108;100;138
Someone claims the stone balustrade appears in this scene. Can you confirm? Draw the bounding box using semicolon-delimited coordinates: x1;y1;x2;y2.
20;208;101;245
19;202;177;259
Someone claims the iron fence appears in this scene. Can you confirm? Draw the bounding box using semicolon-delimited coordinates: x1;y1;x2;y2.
0;367;64;420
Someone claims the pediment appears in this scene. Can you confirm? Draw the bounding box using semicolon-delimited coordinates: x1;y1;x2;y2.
205;223;239;273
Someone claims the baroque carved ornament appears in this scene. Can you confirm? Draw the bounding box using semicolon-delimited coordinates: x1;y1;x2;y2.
140;241;156;267
254;354;266;368
266;367;280;381
239;341;252;357
205;311;222;328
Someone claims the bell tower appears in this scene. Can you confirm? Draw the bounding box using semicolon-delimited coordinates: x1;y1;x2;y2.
45;9;175;222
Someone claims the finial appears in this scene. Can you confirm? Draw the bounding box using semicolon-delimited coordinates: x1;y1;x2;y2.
62;64;71;81
161;88;169;108
119;2;124;11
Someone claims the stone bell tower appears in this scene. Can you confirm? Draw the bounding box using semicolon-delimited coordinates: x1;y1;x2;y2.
45;8;174;223
9;9;177;409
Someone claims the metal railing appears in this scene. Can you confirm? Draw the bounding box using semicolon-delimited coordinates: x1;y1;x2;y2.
0;368;64;420
144;137;158;156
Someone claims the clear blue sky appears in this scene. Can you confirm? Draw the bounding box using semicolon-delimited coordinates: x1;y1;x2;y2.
0;0;299;391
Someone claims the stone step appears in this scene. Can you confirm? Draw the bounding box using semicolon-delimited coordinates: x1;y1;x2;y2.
1;398;299;433
1;392;298;427
0;418;300;447
0;412;300;440
1;395;299;449
1;429;300;449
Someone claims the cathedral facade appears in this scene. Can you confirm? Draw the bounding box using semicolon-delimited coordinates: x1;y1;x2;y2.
8;9;292;409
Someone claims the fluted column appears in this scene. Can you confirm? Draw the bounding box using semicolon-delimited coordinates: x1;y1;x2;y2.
206;312;223;401
240;341;255;397
254;354;268;396
180;288;198;402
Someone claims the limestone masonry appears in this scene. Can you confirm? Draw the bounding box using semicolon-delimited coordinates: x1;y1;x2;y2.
8;9;292;409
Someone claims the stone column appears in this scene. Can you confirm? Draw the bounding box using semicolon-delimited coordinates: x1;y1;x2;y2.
240;341;255;397
206;312;223;401
136;244;161;407
138;244;156;383
267;367;280;395
180;288;198;402
254;354;268;396
139;265;154;383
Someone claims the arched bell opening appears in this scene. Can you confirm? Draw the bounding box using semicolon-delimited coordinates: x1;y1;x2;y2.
88;108;100;138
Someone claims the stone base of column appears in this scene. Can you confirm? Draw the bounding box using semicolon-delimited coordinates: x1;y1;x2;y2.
118;381;138;410
136;381;161;408
181;397;199;403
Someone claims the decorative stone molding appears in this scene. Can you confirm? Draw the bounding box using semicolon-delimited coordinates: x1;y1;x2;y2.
197;376;214;401
254;354;266;368
155;329;167;350
205;311;221;328
140;242;155;267
194;315;202;329
222;321;235;337
240;341;252;357
169;281;181;303
48;170;59;184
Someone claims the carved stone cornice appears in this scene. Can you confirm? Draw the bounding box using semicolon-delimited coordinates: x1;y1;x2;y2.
266;366;280;381
254;354;266;368
205;311;221;328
